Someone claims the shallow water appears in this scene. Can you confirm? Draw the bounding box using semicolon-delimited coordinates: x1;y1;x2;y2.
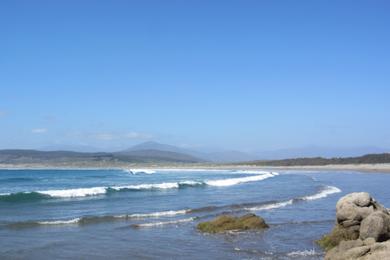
0;169;389;259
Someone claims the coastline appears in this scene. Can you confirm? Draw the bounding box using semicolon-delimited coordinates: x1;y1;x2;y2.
1;163;390;173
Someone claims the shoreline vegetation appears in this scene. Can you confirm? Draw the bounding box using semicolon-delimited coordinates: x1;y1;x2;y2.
0;149;389;172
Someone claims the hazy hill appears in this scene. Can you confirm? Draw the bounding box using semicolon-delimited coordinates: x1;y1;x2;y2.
123;141;256;163
238;153;390;166
0;148;203;164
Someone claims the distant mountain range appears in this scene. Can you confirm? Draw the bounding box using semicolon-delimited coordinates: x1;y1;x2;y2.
0;147;202;165
1;141;388;165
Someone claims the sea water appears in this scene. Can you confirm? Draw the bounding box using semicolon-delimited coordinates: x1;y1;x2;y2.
0;169;389;259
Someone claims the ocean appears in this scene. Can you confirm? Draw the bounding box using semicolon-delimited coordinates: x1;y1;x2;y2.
0;169;389;259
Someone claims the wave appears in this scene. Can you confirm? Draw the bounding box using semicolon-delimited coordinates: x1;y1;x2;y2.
300;185;341;201
38;187;107;198
244;185;341;212
0;172;278;201
38;218;81;225
123;169;156;175
109;181;204;192
205;172;277;187
4;185;341;228
245;199;294;211
232;170;277;175
131;217;196;228
0;192;50;202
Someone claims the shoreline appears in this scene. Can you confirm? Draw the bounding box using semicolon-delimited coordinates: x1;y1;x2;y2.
0;163;390;173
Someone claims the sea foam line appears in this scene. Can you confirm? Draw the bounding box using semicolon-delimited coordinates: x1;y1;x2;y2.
245;185;341;212
132;217;196;228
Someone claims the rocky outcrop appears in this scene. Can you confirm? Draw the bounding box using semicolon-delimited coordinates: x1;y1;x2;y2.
318;192;390;259
197;213;268;233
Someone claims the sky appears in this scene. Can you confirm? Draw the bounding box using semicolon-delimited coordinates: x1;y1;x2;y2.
1;0;390;152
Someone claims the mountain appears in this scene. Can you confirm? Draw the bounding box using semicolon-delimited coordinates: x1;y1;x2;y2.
123;141;191;154
0;148;203;165
123;142;256;163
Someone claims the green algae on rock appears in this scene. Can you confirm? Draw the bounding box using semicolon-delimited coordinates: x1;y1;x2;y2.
197;213;269;233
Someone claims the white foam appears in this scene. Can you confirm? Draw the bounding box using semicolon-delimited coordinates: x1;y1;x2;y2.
38;187;107;198
287;249;319;257
205;172;276;187
302;186;341;201
124;169;156;174
179;180;203;186
128;209;189;218
232;170;278;175
134;217;195;228
38;218;81;225
111;182;179;191
246;199;294;211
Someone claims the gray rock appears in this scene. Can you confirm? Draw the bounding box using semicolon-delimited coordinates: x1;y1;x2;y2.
336;193;374;226
322;192;390;260
360;211;390;241
363;238;376;246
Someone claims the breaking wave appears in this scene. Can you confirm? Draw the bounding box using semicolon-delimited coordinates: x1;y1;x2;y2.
300;185;341;201
245;185;341;211
123;169;157;175
4;184;341;228
131;217;196;228
205;172;278;187
0;172;278;201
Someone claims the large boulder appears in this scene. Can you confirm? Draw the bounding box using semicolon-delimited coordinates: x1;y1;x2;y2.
197;213;268;233
319;192;390;260
325;240;390;260
360;211;390;241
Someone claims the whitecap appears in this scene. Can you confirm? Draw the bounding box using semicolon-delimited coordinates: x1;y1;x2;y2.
111;182;179;191
38;187;107;198
301;186;341;201
128;209;189;218
205;172;276;187
133;217;195;228
38;218;81;225
246;199;294;211
124;169;156;174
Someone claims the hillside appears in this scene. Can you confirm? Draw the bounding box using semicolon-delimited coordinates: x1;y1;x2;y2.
238;153;390;166
0;148;203;165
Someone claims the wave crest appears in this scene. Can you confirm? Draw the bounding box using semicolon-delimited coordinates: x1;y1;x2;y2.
205;172;277;187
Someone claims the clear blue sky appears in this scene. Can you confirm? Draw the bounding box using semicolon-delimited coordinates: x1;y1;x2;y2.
1;0;389;152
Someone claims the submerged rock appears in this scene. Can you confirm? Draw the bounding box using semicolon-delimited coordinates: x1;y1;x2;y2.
197;213;268;233
318;192;390;259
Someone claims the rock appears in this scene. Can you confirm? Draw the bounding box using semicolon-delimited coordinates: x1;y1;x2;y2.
325;241;390;260
317;224;359;251
363;238;376;246
320;192;390;260
336;192;375;226
360;211;390;241
197;213;268;233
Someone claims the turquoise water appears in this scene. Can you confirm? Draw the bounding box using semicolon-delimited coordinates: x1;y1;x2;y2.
0;169;389;259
